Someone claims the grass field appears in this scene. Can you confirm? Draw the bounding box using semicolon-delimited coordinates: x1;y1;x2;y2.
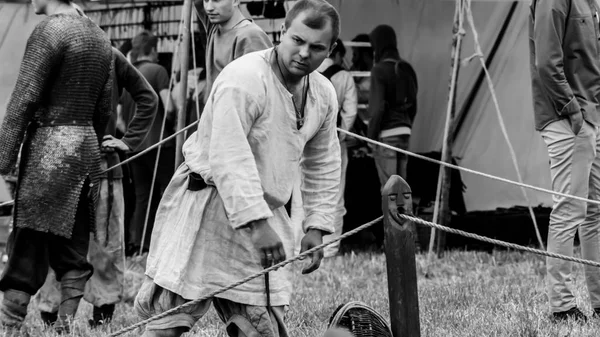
4;248;600;336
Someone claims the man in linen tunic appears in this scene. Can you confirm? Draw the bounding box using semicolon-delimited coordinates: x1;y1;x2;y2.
134;1;342;336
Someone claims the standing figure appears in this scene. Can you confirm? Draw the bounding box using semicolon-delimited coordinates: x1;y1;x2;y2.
34;46;159;328
134;1;342;336
194;0;273;101
122;31;177;255
366;25;419;250
367;24;418;184
530;0;600;322
316;39;357;258
0;0;113;333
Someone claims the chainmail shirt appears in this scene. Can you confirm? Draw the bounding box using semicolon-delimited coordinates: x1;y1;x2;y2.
0;14;113;238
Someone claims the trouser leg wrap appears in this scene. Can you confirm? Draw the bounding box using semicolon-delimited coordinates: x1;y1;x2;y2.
54;269;92;333
0;290;31;328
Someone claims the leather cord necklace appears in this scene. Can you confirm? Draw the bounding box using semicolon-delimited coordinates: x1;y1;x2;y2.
274;47;309;129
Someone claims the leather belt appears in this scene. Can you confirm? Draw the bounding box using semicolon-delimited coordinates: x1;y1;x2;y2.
187;172;208;191
32;120;93;127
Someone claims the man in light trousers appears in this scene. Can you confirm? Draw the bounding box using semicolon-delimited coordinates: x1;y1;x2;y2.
530;0;600;322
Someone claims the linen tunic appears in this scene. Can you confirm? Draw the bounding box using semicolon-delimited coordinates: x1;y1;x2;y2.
145;48;341;306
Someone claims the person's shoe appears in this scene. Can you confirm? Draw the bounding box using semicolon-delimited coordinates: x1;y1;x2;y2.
552;307;588;323
88;304;115;328
0;290;30;330
40;311;58;326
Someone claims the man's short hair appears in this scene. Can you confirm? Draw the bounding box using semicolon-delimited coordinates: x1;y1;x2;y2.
132;31;158;57
331;38;345;58
284;0;340;46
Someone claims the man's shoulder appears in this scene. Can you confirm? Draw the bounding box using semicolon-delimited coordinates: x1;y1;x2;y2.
137;62;167;75
235;21;273;51
236;21;270;38
213;50;270;92
225;49;270;70
312;71;338;102
33;15;91;39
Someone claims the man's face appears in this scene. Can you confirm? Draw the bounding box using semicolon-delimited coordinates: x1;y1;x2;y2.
203;0;237;24
278;12;335;77
31;0;49;15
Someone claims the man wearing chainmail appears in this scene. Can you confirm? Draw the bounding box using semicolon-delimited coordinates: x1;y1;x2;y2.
0;0;113;333
33;46;159;328
134;1;341;336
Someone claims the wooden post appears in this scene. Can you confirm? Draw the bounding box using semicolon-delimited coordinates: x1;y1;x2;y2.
175;0;193;167
382;175;420;337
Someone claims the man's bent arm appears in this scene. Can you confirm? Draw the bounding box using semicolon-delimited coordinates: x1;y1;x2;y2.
300;92;342;235
114;49;158;151
533;0;580;115
208;84;273;229
340;71;358;132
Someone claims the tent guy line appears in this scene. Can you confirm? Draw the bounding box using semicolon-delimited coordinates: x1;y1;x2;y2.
463;0;543;247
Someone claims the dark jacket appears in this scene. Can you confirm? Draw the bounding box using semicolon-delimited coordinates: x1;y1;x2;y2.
102;48;158;179
367;25;417;140
529;0;600;130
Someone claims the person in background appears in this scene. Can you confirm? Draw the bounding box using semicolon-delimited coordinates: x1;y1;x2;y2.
34;46;159;328
121;31;177;255
367;24;418;183
194;0;273;101
350;33;373;125
316;38;357;258
367;24;419;250
530;0;600;322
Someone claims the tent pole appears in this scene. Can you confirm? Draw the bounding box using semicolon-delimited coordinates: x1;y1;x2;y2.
175;0;193;168
428;0;464;258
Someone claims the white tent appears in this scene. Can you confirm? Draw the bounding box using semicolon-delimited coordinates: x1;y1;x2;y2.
327;0;552;212
0;0;553;213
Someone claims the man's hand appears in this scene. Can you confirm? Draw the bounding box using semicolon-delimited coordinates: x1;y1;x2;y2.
568;111;584;135
101;135;130;153
299;229;325;274
249;219;286;268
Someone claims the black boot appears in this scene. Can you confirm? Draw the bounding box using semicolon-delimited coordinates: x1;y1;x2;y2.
88;304;115;328
40;311;58;326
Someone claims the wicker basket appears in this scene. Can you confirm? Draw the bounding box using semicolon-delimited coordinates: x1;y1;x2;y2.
328;301;393;337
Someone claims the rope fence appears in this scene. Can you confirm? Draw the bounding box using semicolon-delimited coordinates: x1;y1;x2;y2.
105;206;600;336
107;216;384;336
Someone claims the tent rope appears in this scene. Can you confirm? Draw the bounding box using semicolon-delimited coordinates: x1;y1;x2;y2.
337;128;600;206
429;0;466;265
463;0;544;250
138;7;186;256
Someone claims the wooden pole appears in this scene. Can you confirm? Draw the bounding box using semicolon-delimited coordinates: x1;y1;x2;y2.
175;0;193;168
429;0;464;256
382;175;420;337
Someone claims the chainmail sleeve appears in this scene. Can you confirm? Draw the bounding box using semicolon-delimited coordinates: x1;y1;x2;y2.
0;19;61;175
93;61;114;145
